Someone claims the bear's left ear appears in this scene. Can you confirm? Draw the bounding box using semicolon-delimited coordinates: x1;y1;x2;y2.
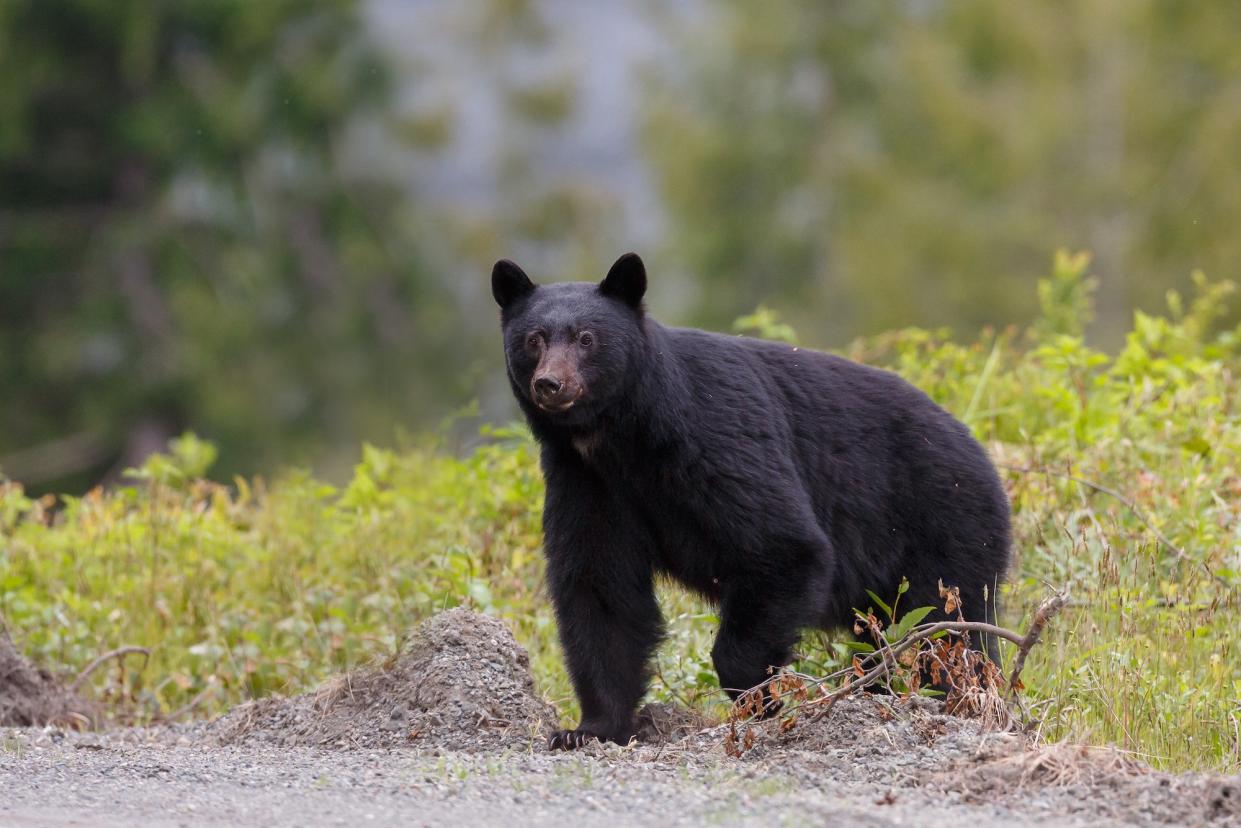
600;252;646;309
492;259;536;309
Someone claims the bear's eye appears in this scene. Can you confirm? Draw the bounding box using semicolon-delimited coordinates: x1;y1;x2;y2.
526;333;543;351
578;331;594;347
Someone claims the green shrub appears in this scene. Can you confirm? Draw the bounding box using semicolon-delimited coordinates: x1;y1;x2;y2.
2;251;1237;771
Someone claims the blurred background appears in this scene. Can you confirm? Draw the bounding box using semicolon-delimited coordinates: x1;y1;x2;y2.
3;0;1239;492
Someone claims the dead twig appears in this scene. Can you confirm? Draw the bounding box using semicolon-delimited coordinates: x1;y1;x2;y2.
1005;589;1070;697
158;682;217;723
815;618;1037;696
736;586;1072;733
721;583;1077;756
69;646;150;694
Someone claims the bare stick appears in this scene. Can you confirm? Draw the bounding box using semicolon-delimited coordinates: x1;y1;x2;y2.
69;646;150;693
1006;589;1070;697
159;683;217;723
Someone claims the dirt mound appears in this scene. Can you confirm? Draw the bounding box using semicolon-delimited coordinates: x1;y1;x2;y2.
0;618;96;728
208;608;555;751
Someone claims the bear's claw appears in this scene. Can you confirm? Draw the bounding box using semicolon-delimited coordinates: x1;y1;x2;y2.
547;728;600;750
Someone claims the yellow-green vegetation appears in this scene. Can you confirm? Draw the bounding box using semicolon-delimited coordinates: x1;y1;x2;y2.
1;253;1237;771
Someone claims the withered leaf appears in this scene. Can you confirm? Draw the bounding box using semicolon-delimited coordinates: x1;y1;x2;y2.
938;578;961;615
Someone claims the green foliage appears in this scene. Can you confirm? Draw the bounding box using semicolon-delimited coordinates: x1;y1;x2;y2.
733;306;799;345
885;606;935;646
845;258;1240;769
1035;250;1099;339
124;433;219;488
843;578;941;697
2;255;1238;771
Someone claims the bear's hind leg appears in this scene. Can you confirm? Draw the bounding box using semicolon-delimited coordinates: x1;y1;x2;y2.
711;561;829;715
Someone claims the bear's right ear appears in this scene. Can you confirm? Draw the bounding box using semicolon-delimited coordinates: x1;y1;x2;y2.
492;259;535;309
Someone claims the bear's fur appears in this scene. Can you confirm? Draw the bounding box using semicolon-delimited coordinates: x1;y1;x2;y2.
492;253;1011;750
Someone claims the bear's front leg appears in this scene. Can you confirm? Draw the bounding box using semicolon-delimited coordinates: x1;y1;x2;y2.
542;456;664;750
544;562;663;749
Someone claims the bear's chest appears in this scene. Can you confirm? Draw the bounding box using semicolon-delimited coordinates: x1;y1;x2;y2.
581;442;742;592
571;431;602;460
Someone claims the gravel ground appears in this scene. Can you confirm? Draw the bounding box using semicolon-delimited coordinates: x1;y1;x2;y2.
2;610;1237;827
1;725;1236;828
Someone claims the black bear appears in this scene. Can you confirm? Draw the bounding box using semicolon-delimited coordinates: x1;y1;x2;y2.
492;253;1011;750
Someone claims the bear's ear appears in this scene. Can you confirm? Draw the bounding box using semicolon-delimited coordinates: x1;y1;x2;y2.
492;259;535;309
600;252;646;309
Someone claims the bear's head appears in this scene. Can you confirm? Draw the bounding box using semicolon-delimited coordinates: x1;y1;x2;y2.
492;253;647;427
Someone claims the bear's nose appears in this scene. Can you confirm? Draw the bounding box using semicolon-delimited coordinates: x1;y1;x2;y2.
534;376;563;397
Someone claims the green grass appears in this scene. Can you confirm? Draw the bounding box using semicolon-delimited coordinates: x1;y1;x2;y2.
1;252;1238;771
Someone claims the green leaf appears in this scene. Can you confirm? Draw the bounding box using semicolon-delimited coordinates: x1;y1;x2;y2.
864;590;892;620
887;605;936;642
841;641;876;654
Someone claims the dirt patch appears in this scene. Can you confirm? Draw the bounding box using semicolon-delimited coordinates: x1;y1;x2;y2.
634;701;716;745
207;608;556;751
723;694;1239;826
932;742;1241;826
738;694;1011;758
0;617;96;728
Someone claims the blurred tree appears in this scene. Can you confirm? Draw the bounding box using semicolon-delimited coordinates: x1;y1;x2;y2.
0;0;452;489
452;0;624;285
400;0;626;426
643;1;1241;343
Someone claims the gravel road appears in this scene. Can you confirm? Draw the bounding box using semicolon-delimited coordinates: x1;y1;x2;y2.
2;719;1237;828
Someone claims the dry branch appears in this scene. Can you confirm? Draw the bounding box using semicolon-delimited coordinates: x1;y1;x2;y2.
734;586;1072;732
69;646;150;694
159;682;218;723
1006;590;1070;697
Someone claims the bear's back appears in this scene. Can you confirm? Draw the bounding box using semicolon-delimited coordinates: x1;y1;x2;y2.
656;324;1009;619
